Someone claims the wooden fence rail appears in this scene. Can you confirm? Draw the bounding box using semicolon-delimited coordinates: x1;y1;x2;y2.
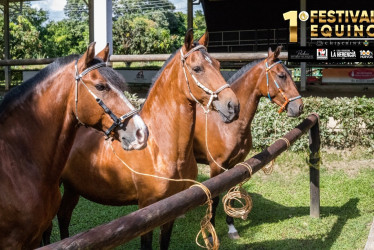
0;52;288;66
38;113;320;250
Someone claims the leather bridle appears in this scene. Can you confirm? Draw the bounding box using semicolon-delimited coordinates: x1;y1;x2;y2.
180;45;230;114
74;60;138;137
265;59;302;113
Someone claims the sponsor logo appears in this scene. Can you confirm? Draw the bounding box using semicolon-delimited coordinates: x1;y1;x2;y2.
330;49;356;59
299;11;309;21
359;50;373;59
316;48;328;60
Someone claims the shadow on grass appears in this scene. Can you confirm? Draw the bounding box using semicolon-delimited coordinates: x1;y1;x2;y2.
232;196;360;249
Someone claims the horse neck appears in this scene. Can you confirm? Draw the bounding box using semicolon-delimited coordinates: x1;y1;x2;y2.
140;55;196;164
230;62;264;126
0;65;77;183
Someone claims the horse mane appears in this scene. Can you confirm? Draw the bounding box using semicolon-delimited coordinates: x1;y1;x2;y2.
96;60;128;92
227;59;264;85
0;54;128;116
0;55;79;116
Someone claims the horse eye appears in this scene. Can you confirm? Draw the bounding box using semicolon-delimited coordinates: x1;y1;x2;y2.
278;73;286;79
193;66;203;73
95;84;106;91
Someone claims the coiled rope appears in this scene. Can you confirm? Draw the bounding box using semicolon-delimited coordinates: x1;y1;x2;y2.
222;162;253;220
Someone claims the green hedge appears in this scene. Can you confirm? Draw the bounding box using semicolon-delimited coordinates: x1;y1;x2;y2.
125;94;374;151
252;97;374;151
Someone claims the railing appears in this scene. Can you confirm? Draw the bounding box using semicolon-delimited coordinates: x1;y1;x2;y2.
208;29;289;52
38;113;320;249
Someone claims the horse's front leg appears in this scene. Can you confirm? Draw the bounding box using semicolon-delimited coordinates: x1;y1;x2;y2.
141;230;153;250
226;199;240;240
57;183;80;239
160;220;175;250
41;221;53;246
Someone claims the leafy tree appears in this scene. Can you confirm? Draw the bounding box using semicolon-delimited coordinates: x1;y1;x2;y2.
166;11;187;36
9;16;43;59
112;0;184;54
113;15;179;54
43;20;89;57
0;3;48;59
193;10;206;39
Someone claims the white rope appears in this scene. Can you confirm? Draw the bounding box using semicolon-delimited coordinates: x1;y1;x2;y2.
204;112;228;173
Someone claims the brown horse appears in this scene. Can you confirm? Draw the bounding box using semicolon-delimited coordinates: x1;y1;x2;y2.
0;43;148;249
55;30;239;249
193;46;304;240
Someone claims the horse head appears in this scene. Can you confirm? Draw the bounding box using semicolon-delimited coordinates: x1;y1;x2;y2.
73;43;148;150
180;29;240;123
259;46;303;117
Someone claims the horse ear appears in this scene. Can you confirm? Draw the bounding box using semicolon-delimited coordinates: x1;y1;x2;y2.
267;47;273;58
96;43;110;62
184;28;194;51
198;30;209;47
273;46;282;59
79;42;96;70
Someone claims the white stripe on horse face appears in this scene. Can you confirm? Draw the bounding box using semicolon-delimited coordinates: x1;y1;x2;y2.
109;82;147;130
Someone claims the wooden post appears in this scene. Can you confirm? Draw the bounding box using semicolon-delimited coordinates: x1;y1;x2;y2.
187;0;193;30
4;0;10;90
88;0;94;43
308;113;320;218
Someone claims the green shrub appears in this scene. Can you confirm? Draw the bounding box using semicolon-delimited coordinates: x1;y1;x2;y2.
252;97;374;151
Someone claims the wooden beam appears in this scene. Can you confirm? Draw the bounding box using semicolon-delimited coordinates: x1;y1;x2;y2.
38;114;319;250
187;0;193;29
88;0;94;43
4;0;10;90
109;52;288;62
0;52;289;66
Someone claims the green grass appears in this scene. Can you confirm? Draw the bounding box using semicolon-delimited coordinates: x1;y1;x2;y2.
48;148;374;249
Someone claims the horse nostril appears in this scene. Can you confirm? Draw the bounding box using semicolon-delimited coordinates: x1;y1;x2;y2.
299;104;304;113
227;101;236;113
135;128;145;144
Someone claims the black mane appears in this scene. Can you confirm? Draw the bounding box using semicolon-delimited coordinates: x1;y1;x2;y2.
227;59;264;85
0;54;128;116
227;58;290;85
0;55;78;115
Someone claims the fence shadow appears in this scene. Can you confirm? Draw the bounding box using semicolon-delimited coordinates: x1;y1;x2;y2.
232;197;360;249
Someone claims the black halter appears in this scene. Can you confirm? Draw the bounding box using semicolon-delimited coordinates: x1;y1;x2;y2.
74;60;138;137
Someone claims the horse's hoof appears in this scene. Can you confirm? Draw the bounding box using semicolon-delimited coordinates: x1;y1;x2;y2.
228;232;240;240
